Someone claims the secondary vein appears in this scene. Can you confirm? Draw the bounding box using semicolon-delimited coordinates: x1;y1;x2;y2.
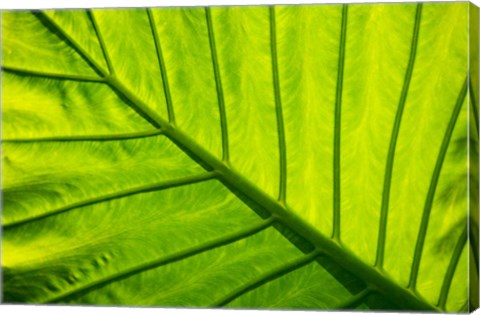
45;217;275;303
87;10;115;75
375;3;422;268
213;250;320;306
34;12;108;78
408;77;468;290
206;7;230;163
332;4;348;241
3;172;217;229
269;6;287;204
33;12;161;129
3;129;163;143
437;227;468;309
2;65;105;83
147;9;176;125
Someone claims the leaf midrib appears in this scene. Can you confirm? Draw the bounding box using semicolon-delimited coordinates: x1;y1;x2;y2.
7;8;447;311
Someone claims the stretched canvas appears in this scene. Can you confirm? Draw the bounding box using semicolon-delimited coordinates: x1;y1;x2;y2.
1;1;480;312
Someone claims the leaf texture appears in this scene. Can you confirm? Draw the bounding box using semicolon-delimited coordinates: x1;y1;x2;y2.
1;2;477;312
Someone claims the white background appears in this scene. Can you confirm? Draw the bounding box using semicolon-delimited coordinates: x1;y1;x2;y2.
1;0;479;314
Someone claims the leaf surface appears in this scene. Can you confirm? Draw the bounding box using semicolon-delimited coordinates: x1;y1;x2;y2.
1;2;476;312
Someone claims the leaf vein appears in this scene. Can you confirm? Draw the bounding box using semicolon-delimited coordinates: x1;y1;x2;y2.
334;288;373;310
213;250;320;306
408;77;468;289
375;3;423;268
332;4;348;241
269;6;287;204
4;171;216;229
437;227;468;309
87;10;115;75
147;9;176;125
46;217;275;303
2;66;105;83
206;7;230;163
3;129;163;143
34;12;108;77
33;12;161;129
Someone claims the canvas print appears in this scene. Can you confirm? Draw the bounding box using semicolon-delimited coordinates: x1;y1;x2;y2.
1;1;479;312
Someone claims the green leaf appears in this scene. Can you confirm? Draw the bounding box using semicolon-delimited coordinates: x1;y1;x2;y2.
1;2;476;312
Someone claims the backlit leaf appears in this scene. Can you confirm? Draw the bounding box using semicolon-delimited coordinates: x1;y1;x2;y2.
1;2;478;312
